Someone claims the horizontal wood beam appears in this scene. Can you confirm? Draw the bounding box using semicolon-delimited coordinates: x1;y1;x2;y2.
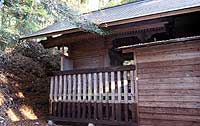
118;35;200;50
49;116;138;126
52;65;135;76
41;22;168;48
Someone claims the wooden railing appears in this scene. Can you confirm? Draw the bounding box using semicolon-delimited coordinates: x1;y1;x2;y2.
49;65;137;125
50;65;136;104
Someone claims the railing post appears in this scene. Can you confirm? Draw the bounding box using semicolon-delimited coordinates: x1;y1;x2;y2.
67;75;72;102
88;74;92;101
60;46;64;71
117;71;122;121
59;75;63;101
83;74;87;101
49;65;137;124
72;75;77;102
117;71;122;103
50;77;54;101
63;75;67;101
49;77;54;115
123;71;129;121
77;74;81;101
111;72;115;120
105;72;109;102
130;71;135;102
54;76;58;101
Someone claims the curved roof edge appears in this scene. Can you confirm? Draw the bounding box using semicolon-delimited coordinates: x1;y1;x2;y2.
20;0;200;40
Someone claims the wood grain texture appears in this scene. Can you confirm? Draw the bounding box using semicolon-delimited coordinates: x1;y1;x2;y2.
140;119;200;126
139;89;200;96
71;40;107;69
51;102;137;125
135;40;200;126
139;107;200;116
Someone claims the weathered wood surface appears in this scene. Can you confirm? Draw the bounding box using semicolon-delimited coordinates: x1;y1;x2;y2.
49;66;137;125
135;40;200;126
51;102;137;125
70;41;108;69
50;67;135;104
54;65;135;75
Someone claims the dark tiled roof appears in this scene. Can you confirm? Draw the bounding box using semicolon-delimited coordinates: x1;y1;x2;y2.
21;0;200;39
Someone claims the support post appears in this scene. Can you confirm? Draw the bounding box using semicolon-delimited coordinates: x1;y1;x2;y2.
61;46;64;71
133;49;139;125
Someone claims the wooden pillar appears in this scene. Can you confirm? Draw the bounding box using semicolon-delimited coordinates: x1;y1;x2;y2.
103;37;112;67
61;46;64;71
133;49;139;125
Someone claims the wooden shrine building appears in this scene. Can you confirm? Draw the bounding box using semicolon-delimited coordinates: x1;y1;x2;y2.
21;0;200;125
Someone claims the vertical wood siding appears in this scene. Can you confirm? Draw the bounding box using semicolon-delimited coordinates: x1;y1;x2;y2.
135;40;200;126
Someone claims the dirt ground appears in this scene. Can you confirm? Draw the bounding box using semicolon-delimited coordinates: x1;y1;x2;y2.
0;41;60;126
7;120;47;126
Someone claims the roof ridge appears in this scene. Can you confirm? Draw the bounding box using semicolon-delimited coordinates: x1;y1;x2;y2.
20;0;200;39
83;0;151;15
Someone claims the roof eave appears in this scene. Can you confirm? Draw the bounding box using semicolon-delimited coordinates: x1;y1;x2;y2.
119;35;200;51
20;6;200;40
100;6;200;27
19;28;80;40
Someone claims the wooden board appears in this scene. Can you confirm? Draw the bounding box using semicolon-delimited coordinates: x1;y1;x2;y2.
139;89;200;96
139;119;200;126
135;40;200;126
139;107;200;116
50;102;137;125
71;40;108;69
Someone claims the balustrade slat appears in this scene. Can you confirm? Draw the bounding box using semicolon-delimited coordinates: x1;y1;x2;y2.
67;75;72;101
99;72;103;102
54;76;58;101
93;73;97;102
117;71;121;103
111;72;115;103
130;71;134;103
77;74;81;101
59;75;63;101
50;68;136;104
72;75;77;101
88;74;92;101
123;71;128;103
111;71;116;120
124;71;129;121
63;75;67;101
105;72;109;102
50;67;137;125
83;74;87;101
98;72;103;119
50;77;54;101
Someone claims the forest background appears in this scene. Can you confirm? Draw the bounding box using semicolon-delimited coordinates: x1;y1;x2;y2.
0;0;137;50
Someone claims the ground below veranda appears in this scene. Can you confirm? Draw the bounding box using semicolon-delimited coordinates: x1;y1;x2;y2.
0;41;60;126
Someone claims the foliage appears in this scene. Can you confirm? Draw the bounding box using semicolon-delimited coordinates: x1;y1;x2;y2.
0;0;53;49
0;41;60;125
0;0;137;50
121;0;139;4
0;0;111;50
42;0;108;36
106;0;139;7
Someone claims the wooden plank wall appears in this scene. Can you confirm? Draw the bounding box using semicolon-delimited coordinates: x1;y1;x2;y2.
135;40;200;126
71;40;109;69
